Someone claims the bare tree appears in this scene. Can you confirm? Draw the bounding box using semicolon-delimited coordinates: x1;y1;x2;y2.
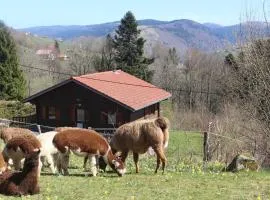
67;43;96;76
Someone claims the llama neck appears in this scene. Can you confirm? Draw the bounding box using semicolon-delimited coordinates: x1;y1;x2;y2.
19;165;39;193
22;166;39;179
104;150;115;167
22;159;41;181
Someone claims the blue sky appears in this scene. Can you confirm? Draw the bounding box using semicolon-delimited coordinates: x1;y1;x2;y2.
0;0;267;28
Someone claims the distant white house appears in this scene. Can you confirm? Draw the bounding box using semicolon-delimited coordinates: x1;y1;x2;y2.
36;45;69;61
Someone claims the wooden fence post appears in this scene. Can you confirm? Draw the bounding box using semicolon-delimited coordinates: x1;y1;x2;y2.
203;131;210;162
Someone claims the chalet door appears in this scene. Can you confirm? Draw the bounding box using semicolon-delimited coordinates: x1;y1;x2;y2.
76;108;85;128
60;107;69;125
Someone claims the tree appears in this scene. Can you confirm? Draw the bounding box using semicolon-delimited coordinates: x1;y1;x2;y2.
0;21;26;100
235;39;270;130
68;43;95;75
94;34;115;72
113;11;154;81
54;40;60;54
224;53;238;70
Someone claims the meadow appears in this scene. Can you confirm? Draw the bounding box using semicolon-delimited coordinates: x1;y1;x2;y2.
0;131;270;200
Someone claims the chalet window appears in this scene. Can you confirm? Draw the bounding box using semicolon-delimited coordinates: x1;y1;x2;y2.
48;106;56;120
107;112;116;125
41;106;46;120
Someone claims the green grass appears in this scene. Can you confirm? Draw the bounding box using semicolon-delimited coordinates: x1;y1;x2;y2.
0;131;270;200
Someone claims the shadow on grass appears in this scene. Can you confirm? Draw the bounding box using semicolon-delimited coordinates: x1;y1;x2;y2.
40;171;122;178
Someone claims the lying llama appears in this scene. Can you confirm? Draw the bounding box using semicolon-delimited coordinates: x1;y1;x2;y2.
110;116;170;174
0;150;7;174
3;134;41;170
0;148;41;196
53;128;126;176
0;127;34;144
37;131;59;174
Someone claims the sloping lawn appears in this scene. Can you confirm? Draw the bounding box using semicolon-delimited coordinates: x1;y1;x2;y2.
0;131;269;200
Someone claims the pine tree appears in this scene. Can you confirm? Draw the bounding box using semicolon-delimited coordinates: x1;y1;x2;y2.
113;11;154;81
54;40;60;54
0;21;26;100
224;53;238;70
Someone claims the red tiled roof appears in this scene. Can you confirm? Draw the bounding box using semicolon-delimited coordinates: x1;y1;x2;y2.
36;49;53;55
72;70;171;111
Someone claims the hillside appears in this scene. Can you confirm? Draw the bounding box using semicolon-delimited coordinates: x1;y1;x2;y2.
19;19;269;51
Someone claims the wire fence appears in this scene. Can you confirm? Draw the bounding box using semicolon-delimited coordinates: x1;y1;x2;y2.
0;118;256;165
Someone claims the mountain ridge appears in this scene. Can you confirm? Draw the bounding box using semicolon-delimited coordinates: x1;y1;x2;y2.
19;19;268;51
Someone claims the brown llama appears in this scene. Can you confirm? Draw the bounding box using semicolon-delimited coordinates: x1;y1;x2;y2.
0;127;34;144
0;148;41;196
110;116;170;174
55;127;87;170
52;129;126;176
3;134;41;170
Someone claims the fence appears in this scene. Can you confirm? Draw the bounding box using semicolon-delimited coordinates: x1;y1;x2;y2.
12;114;36;124
0;118;116;138
1;118;253;165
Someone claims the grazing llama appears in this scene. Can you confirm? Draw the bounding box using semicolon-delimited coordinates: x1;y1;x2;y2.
110;117;170;173
3;134;41;170
37;131;60;174
0;127;34;143
53;128;126;176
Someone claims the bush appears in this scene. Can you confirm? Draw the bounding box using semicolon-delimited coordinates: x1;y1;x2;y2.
0;100;35;119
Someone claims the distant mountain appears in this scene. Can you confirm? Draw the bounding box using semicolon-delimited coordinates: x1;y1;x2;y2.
19;19;269;51
203;23;223;29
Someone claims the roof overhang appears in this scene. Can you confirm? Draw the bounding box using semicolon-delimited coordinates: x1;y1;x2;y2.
23;79;72;103
23;78;171;112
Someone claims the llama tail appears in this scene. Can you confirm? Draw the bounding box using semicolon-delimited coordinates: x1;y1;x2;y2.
155;117;170;149
163;128;169;148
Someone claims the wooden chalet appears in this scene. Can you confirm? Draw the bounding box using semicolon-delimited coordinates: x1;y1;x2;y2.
24;70;171;129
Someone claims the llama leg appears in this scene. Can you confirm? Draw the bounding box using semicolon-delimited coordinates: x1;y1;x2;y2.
40;156;46;171
38;157;43;178
56;154;62;175
98;156;107;172
120;151;129;163
60;152;70;175
52;153;60;174
89;155;97;176
83;156;88;171
47;154;56;174
153;147;167;174
133;152;139;173
63;153;70;175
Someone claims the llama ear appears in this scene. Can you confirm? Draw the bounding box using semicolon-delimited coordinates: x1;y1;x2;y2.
112;159;120;167
32;148;41;155
16;147;22;152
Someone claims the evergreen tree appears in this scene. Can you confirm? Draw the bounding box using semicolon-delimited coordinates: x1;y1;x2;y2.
54;40;60;54
224;53;238;70
113;11;154;81
0;21;26;100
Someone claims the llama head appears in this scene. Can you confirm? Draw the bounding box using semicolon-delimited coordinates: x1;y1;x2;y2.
111;156;126;176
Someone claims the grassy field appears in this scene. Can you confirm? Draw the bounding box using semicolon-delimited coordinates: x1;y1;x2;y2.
0;131;270;200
